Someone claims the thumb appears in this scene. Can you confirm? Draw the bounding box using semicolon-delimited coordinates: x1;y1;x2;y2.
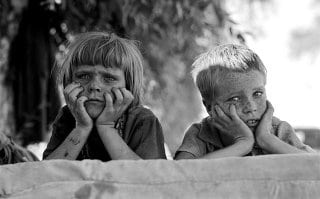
265;101;274;118
104;92;113;108
229;104;240;121
77;96;88;112
261;100;274;123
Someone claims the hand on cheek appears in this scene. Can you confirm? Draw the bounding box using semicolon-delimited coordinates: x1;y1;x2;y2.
63;82;93;129
209;104;253;143
96;87;134;126
255;101;274;145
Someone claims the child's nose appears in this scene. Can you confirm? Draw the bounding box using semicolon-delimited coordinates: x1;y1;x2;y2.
243;100;257;114
88;80;102;92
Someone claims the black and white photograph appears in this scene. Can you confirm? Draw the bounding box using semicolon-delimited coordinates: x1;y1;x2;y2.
0;0;320;198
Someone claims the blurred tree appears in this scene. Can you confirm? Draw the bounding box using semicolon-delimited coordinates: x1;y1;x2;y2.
0;0;27;143
1;0;255;152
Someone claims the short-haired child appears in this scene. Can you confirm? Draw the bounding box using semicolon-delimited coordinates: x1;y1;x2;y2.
43;31;166;161
175;44;314;160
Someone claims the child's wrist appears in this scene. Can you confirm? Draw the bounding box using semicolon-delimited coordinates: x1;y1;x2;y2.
96;121;116;128
75;124;93;132
239;138;254;153
256;133;272;149
235;136;254;148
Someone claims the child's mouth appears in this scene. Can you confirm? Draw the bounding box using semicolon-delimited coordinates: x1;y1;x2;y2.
85;99;104;105
246;119;259;127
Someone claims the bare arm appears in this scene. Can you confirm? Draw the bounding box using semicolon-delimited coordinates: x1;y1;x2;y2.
175;138;253;160
45;82;94;160
255;101;307;154
45;127;91;160
205;105;254;159
97;125;140;160
202;139;253;159
95;88;140;160
257;133;305;154
176;105;254;160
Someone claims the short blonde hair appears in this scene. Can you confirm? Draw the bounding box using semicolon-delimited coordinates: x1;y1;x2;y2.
191;44;267;102
55;31;144;106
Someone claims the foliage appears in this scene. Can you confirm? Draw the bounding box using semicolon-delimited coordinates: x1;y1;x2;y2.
1;0;247;152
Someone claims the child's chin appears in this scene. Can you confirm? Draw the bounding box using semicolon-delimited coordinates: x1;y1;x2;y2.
250;126;257;133
86;106;103;119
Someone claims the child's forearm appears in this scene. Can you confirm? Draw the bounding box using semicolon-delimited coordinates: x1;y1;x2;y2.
45;127;91;160
96;125;141;160
257;133;306;154
200;138;254;159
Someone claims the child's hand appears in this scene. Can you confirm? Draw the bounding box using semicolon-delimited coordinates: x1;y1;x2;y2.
210;104;254;144
96;87;134;126
255;101;274;146
64;82;93;129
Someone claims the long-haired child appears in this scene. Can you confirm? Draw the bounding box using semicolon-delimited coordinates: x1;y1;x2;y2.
43;31;166;161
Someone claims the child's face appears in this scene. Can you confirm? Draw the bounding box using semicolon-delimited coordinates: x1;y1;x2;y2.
211;70;267;131
72;65;126;118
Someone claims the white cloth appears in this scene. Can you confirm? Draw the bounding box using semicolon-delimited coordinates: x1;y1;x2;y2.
0;154;320;198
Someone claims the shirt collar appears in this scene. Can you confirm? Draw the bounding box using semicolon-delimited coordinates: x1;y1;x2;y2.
198;117;223;148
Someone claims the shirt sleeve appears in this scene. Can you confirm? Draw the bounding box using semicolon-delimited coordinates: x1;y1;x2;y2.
276;121;316;153
43;107;75;159
133;116;167;159
175;124;207;158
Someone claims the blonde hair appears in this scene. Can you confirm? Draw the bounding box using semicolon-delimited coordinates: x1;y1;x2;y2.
55;31;144;106
191;44;267;102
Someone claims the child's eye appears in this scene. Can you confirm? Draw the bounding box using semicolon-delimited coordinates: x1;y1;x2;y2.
104;77;116;82
253;91;263;97
228;96;240;102
76;74;90;80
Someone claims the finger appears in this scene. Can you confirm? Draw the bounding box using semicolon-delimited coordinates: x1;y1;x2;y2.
210;112;228;128
264;100;274;119
104;92;113;108
259;101;274;127
77;96;88;112
214;105;231;122
64;84;81;102
64;82;81;95
266;100;274;113
68;87;84;102
209;106;217;118
112;88;123;106
229;104;240;121
208;117;223;128
210;109;225;124
119;88;134;105
210;120;224;131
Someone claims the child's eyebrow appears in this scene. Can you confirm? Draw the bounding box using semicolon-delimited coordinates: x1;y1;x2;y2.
226;91;242;97
102;72;120;79
74;69;122;80
218;90;242;99
253;86;265;90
